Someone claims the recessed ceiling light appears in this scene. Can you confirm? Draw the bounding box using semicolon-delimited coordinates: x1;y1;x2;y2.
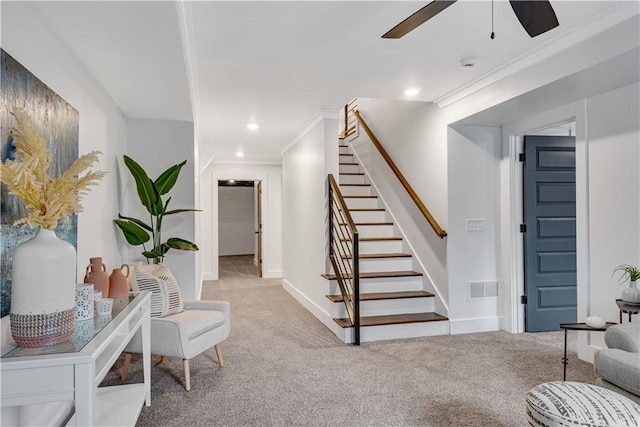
404;87;420;97
235;150;245;158
247;122;259;131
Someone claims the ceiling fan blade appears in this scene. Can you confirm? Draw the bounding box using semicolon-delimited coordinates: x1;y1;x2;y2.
382;0;457;39
509;0;559;38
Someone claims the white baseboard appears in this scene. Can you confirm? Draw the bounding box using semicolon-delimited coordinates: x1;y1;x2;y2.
263;269;283;279
202;272;217;281
282;279;345;341
449;316;500;335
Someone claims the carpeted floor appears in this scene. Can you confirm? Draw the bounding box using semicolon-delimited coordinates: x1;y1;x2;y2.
104;255;597;426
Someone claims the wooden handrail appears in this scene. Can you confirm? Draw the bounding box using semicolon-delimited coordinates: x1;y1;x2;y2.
329;174;358;235
353;110;447;238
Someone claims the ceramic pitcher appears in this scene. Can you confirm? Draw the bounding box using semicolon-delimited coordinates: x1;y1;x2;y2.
84;257;109;297
108;264;130;299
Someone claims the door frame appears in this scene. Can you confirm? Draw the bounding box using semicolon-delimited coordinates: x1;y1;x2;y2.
500;102;590;339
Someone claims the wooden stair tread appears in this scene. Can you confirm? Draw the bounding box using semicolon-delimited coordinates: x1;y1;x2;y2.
339;162;359;166
326;291;434;303
340;237;402;242
339;172;364;176
343;195;377;199
339;145;349;148
333;312;448;328
339;184;370;187
321;270;423;280
343;253;411;259
339;222;392;226
347;208;385;212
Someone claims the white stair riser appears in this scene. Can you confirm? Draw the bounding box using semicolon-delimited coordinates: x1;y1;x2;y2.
334;297;435;318
339;174;366;185
359;240;403;254
358;257;412;273
339;185;372;196
326;276;424;295
339;146;351;155
347;320;450;343
344;197;379;210
356;224;395;238
339;164;360;174
350;210;387;223
339;154;355;162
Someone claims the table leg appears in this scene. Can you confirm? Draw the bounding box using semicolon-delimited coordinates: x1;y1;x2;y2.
629;312;632;322
563;329;568;381
620;311;623;324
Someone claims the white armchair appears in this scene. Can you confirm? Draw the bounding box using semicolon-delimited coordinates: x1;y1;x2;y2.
121;299;230;391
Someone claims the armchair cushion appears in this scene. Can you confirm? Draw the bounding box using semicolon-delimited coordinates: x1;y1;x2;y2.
595;348;640;396
132;264;184;317
166;309;226;340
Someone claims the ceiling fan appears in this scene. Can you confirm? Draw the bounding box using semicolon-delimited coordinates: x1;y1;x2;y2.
382;0;559;39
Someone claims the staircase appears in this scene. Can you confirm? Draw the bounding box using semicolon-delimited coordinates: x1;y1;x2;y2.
323;143;449;343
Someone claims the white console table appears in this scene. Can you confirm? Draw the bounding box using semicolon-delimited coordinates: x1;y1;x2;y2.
1;291;151;426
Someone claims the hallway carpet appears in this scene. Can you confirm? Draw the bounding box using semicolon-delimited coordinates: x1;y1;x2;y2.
106;256;597;426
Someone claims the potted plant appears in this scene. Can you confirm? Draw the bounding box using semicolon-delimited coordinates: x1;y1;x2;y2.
613;264;640;304
114;155;200;264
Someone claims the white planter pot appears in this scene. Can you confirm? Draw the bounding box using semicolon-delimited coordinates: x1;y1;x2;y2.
621;280;640;304
10;228;76;347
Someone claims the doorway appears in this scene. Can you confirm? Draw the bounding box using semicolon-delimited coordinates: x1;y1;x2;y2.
522;129;577;331
217;179;263;278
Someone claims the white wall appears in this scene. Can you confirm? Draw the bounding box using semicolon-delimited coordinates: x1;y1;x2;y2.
447;125;502;334
218;186;255;256
281;113;339;328
1;2;128;281
1;3;128;424
125;119;198;299
201;163;282;280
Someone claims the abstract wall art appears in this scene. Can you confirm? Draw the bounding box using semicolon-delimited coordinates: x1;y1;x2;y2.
1;48;79;317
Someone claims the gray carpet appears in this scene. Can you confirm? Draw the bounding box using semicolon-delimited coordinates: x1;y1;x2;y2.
103;255;597;426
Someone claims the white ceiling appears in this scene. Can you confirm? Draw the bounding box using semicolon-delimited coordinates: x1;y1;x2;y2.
31;1;635;164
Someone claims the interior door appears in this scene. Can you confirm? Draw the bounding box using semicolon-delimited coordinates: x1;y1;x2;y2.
523;135;576;332
256;181;263;278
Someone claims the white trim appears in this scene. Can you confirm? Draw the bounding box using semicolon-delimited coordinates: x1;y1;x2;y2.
434;3;639;108
175;1;200;127
263;269;283;279
282;279;346;341
212;159;282;166
202;272;216;281
449;316;501;335
279;110;340;155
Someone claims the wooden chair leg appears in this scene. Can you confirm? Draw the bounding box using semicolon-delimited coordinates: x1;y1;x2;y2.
183;359;191;391
159;355;166;364
121;353;132;382
214;344;224;367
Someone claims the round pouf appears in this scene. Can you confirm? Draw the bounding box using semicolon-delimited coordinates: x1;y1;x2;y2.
526;381;640;427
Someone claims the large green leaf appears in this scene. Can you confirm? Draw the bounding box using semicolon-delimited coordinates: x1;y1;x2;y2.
117;214;152;232
114;219;151;246
123;155;161;215
164;208;202;216
166;238;199;251
154;160;186;196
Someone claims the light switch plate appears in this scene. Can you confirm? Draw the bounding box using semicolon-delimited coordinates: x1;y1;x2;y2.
466;219;485;232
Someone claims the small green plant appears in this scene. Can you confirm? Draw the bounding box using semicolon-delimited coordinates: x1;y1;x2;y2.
613;264;640;284
114;155;200;264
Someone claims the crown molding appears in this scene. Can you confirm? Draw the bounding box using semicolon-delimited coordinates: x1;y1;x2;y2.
279;110;340;155
434;3;639;108
176;1;200;129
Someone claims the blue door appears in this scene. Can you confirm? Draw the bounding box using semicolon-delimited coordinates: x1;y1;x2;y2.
523;135;576;332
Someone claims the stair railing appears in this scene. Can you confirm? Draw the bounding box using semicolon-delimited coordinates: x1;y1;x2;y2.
339;98;358;139
328;173;360;345
353;109;447;239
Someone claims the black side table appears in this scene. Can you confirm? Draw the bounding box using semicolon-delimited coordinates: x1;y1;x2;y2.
559;322;617;381
615;299;640;323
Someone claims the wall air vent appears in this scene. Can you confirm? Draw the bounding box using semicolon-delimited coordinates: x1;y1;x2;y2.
468;281;499;299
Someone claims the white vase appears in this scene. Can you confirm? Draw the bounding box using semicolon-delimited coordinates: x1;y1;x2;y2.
621;280;640;304
10;228;77;347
